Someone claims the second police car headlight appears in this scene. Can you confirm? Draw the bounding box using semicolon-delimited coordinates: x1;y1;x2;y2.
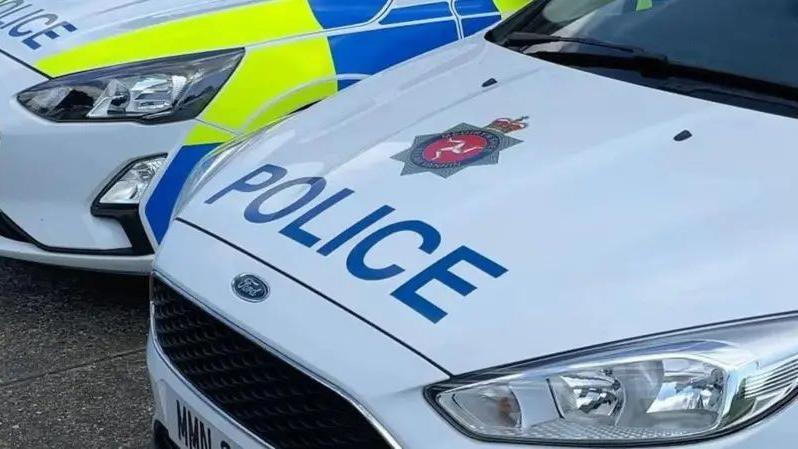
18;49;244;123
427;314;798;446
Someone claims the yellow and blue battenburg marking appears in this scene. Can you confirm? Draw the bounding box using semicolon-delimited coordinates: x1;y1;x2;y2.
29;0;529;242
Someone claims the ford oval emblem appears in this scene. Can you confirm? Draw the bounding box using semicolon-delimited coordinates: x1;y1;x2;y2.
232;274;270;303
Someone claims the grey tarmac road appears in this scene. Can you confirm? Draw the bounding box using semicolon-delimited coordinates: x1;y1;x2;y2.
0;258;152;449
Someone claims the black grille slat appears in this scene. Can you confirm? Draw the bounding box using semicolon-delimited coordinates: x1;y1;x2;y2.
152;280;393;449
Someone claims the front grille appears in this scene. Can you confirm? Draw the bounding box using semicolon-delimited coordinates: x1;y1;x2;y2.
151;279;394;449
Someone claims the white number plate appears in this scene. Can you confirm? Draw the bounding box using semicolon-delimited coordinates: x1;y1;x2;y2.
166;386;242;449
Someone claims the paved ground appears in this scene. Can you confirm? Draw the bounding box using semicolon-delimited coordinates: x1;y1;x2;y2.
0;258;152;449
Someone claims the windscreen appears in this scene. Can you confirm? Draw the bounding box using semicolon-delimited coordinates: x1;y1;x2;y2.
492;0;798;89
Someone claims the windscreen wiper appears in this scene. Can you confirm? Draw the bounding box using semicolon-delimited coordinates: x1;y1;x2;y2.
500;31;798;117
661;81;798;116
502;31;672;76
502;32;653;57
530;49;798;101
503;32;798;105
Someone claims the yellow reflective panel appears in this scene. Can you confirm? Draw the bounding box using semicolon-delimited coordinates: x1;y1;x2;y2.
36;0;323;77
201;36;337;131
493;0;532;15
184;123;234;146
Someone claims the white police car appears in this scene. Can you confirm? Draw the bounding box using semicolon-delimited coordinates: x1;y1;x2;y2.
148;1;798;448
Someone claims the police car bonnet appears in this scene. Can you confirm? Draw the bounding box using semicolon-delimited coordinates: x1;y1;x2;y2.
174;40;798;374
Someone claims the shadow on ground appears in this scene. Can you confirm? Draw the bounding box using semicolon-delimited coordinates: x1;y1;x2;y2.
0;258;152;449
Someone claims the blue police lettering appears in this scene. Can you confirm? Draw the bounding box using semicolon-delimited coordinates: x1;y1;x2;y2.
207;163;508;322
392;246;508;323
1;6;44;30
22;21;76;49
0;1;28;20
0;1;76;49
245;177;326;223
317;205;395;256
9;13;56;37
206;164;287;204
347;220;441;281
280;188;355;247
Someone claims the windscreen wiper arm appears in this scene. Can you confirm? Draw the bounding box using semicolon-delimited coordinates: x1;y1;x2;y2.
502;31;654;57
661;81;798;115
530;49;798;98
500;31;798;117
503;31;671;75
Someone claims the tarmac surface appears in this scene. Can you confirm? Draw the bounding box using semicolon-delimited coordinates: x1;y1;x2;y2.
0;258;152;449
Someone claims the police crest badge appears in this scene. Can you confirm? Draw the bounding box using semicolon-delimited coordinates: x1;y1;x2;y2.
392;116;529;178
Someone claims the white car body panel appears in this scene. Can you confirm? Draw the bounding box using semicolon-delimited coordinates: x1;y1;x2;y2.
176;38;798;374
0;237;152;273
150;221;798;449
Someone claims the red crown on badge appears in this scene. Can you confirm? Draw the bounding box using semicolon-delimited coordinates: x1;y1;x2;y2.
485;116;529;134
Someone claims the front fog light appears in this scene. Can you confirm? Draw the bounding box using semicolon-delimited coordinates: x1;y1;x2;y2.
99;156;166;205
428;314;798;445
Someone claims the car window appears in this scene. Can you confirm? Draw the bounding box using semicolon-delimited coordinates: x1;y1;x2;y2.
492;0;798;88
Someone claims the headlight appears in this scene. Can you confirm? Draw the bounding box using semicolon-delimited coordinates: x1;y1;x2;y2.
427;314;798;446
18;49;243;123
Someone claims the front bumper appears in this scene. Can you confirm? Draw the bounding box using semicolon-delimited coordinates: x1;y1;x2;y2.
149;220;798;448
148;220;472;449
0;52;195;270
149;329;798;449
0;234;152;273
